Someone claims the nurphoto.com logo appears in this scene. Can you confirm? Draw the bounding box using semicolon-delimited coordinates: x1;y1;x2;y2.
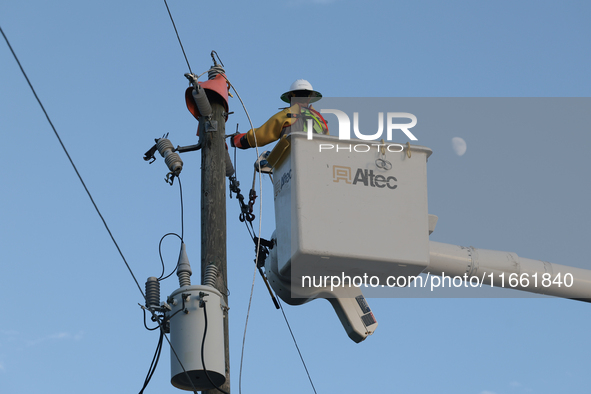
306;110;418;153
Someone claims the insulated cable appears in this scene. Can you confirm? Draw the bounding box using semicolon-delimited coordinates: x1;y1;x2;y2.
277;298;318;394
157;175;185;281
163;0;193;74
157;232;183;281
239;261;258;394
142;308;160;331
139;316;165;394
179;174;185;240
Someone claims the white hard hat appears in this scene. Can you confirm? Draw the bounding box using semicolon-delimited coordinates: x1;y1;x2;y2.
280;79;322;103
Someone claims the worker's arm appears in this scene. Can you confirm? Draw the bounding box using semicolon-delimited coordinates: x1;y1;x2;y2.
231;105;299;149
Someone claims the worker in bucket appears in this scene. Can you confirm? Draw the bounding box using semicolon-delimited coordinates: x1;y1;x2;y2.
230;79;329;149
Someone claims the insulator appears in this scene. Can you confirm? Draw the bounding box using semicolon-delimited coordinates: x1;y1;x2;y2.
145;277;160;310
164;152;183;173
177;242;192;287
157;138;183;175
208;64;225;80
192;84;213;118
178;271;191;287
156;137;174;152
203;264;219;288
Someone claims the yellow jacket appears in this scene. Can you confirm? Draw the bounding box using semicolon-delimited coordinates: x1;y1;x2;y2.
244;104;328;147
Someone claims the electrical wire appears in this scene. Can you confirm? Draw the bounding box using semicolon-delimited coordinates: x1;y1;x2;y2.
157;232;183;280
1;25;146;300
142;309;160;331
139;317;165;394
178;174;185;240
239;263;258;394
157;176;185;281
278;298;318;394
163;0;192;74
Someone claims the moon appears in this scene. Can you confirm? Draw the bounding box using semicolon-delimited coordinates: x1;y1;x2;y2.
451;137;467;156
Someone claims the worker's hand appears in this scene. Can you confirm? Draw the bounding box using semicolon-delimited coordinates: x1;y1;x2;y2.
230;133;250;149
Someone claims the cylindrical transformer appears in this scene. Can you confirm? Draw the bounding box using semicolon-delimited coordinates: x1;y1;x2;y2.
167;285;225;391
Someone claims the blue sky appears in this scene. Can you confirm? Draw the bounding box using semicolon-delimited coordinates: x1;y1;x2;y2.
1;1;590;393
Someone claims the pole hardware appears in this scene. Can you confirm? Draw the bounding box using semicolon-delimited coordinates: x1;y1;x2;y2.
229;175;255;223
143;134;202;185
181;293;191;314
253;237;274;268
175;143;202;153
198;291;209;308
258;267;280;310
206;119;218;133
166;295;177;306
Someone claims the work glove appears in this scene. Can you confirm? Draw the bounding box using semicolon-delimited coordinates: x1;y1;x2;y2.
230;133;250;149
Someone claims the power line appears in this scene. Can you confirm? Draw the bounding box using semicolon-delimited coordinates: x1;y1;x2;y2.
278;299;318;394
0;24;146;300
163;0;193;74
239;263;258;394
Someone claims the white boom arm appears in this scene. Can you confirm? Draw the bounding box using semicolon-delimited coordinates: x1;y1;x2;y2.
427;241;591;301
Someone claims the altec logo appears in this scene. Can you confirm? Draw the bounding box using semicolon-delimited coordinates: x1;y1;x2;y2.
274;169;292;197
333;166;397;190
307;111;418;141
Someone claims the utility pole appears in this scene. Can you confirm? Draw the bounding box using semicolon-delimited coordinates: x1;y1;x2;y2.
199;89;230;393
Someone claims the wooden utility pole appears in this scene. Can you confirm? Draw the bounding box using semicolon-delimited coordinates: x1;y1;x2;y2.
199;97;230;394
